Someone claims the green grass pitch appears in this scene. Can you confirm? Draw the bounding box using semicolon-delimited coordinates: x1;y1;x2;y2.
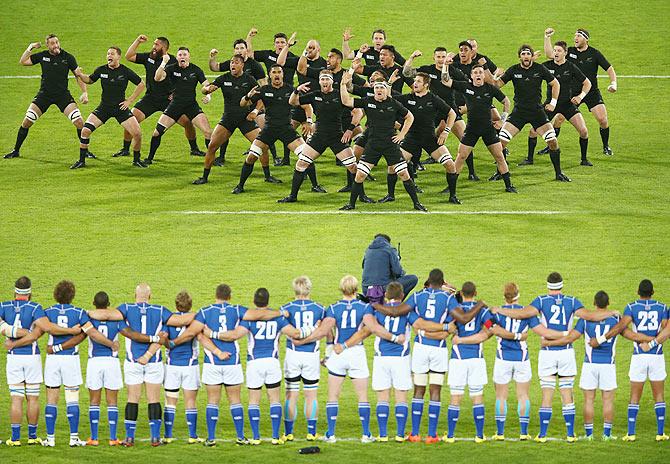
0;0;669;462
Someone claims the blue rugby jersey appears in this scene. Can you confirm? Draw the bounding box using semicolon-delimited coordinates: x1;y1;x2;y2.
625;299;667;355
530;294;583;351
575;316;620;364
0;299;45;355
88;319;126;358
450;301;492;360
166;312;199;366
326;299;370;345
195;303;247;365
240;314;289;360
117;302;173;362
45;304;90;355
407;288;456;348
283;299;325;353
365;303;418;357
493;304;539;362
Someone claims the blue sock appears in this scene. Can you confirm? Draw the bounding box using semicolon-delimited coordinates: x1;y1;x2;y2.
358;402;371;437
495;399;507;436
562;403;576;437
230;403;244;440
284;399;295;436
108;406;118;441
186;408;198;439
89;406;100;440
45;404;57;438
473;404;485;438
584;422;594;437
411;398;424;436
518;400;530;436
395;402;408;438
11;424;20;441
427;401;441;438
66;401;80;437
376;401;389;438
149;418;162;440
539;407;552;438
164;405;176;438
627;404;639;436
28;423;37;440
603;422;612;437
326;402;338;437
270;403;282;439
655;402;666;435
248;405;260;440
206;405;219;440
124;419;136;440
307;419;317;436
304;393;318;436
447;405;460;438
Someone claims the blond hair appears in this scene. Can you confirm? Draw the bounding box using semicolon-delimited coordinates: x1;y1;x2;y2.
292;276;312;297
339;275;358;296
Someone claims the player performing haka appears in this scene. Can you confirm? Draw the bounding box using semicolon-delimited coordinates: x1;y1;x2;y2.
342;28;406;65
144;48;212;166
71;47;145;169
4;34;91;164
114;35;205;159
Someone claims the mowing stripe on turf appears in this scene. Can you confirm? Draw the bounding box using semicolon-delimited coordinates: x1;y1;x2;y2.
176;210;570;215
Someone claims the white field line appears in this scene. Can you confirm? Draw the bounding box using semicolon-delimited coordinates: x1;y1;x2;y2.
175;210;570;215
131;436;564;443
1;74;670;79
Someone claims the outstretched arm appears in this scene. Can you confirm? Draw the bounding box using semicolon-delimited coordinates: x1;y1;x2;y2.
450;301;487;324
0;319;29;338
209;325;248;342
494;305;539;320
341;28;356;60
453;328;491;344
167;312;196;327
362;314;402;342
170;320;205;346
544;28;555;58
339;325;371;348
372;302;412;317
5;326;44;349
88;309;124;321
34;317;81;336
402;50;421;78
243;308;285;321
575;307;618;322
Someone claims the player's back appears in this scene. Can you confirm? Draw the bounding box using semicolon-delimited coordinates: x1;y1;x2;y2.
494;304;536;361
88;319;125;358
372;303;416;357
45;304;89;355
1;299;44;355
626;299;667;355
452;301;491;360
166;312;199;366
241;312;288;360
579;316;619;363
197;303;247;365
328;299;369;345
118;302;172;362
410;288;454;348
283;299;324;352
532;293;582;350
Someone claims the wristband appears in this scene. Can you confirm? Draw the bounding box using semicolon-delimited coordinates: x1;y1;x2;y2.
550;98;558;107
53;344;63;353
514;333;522;341
149;335;160;343
596;334;608;345
340;343;348;350
250;108;259;114
609;81;617;90
82;324;91;333
306;117;313;124
391;334;398;343
443;323;450;331
501;111;508;121
443;127;451;134
577;92;587;100
210;331;219;339
243;95;251;101
648;339;658;349
347;123;356;131
418;329;426;337
293;89;300;95
169;341;176;349
562;331;569;336
11;325;18;338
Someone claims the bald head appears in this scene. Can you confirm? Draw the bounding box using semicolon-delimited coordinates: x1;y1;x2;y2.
135;283;151;302
305;39;321;59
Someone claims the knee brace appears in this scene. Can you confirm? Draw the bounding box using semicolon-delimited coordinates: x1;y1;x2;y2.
165;389;179;400
25;108;40;123
248;144;262;159
155;123;167;137
83;122;97;133
303;378;319;390
294;143;306;156
540;375;557;389
64;386;79;404
356;162;371;176
543;129;557;142
450;386;465;396
393;160;408;174
67;108;82;123
499;128;513;142
9;384;26;397
340;154;357;167
438;151;453;165
298;152;314;165
25;384;40;397
428;372;445;386
469;385;484;397
558;376;575;390
413;373;428;387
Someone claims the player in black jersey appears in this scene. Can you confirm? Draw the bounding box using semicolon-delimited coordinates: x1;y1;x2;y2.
443;64;517;202
278;69;368;203
394;73;458;201
4;34;91;162
71;47;146;169
144;47;212;165
339;73;426;212
351;45;413;94
544;28;617;155
524;41;592;166
402;47;480;180
192;55;278;185
232;65;311;194
208;38;267;167
342;28;406;65
495;46;571;182
112;35;204;159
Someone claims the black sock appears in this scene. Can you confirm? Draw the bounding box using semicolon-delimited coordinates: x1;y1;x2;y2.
77;128;82;140
262;165;271;179
219;139;229;158
447;173;459;197
125;402;139;422
466;152;475;176
407;161;416;179
402;179;419;204
306;163;318;187
188;138;198;150
14;126;29;151
527;137;537;161
79;147;87;162
239;162;254;187
349;181;362;206
554;127;561;139
205;138;210;148
148;402;162;421
580;137;589;160
290;169;306;197
133;150;140;162
203;168;211;180
346;170;353;187
549;148;562;176
501;171;512;188
387;173;398;196
599;127;610;148
148;134;162;160
269;143;277;158
359;180;368;199
123;139;132;152
283;144;290;163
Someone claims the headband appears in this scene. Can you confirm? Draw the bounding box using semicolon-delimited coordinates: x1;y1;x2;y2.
576;29;590;40
547;280;564;290
373;81;390;89
15;287;31;295
319;73;334;81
